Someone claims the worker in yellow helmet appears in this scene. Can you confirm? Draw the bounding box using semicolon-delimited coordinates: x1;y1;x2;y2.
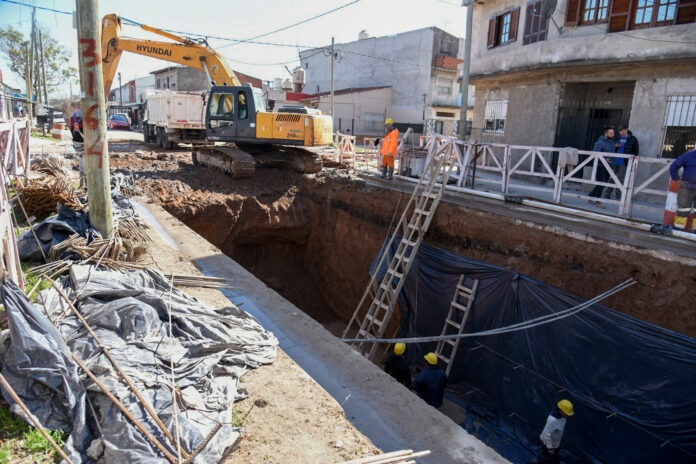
380;118;399;180
383;342;411;388
411;352;447;408
537;399;574;463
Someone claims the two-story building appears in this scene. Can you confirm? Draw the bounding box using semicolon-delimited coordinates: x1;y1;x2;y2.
469;0;696;158
300;28;469;138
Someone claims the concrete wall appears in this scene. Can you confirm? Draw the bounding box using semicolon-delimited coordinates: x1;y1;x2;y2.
630;76;696;157
311;88;392;136
472;82;560;146
470;1;696;78
153;67;209;92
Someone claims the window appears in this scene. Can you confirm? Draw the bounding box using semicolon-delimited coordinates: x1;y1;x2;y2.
661;95;696;158
209;93;235;128
437;79;452;95
238;91;248;120
581;0;610;23
633;0;679;27
484;99;508;134
568;0;695;30
523;0;549;44
436;111;456;118
487;8;520;48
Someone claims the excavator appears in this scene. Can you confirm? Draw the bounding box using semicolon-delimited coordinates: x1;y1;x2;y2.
101;14;333;178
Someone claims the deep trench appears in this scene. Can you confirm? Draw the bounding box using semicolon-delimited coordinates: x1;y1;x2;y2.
145;165;696;342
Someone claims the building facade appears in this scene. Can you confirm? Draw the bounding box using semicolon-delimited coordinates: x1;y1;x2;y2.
469;0;696;158
300;28;468;136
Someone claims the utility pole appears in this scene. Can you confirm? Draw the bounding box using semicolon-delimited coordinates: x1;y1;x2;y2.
25;44;32;117
75;0;114;239
330;37;335;118
458;0;474;140
117;72;122;106
28;7;36;116
39;30;48;105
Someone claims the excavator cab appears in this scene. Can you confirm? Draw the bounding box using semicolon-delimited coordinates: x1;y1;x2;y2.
205;86;264;143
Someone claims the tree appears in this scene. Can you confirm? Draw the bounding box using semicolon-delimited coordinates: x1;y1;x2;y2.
0;25;72;99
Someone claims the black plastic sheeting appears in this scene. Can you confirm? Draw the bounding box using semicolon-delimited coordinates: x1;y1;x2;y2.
375;239;696;464
0;266;278;463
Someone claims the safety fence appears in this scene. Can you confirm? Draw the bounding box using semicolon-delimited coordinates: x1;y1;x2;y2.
355;135;677;225
0;117;31;287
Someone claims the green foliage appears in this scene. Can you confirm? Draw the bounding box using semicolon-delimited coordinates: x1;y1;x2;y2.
0;408;29;436
22;427;66;455
0;442;11;464
0;25;72;98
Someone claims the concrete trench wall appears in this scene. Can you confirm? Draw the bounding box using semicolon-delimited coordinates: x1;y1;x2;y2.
152;174;696;338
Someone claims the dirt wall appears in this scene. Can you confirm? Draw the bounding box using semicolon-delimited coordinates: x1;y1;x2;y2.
137;162;696;338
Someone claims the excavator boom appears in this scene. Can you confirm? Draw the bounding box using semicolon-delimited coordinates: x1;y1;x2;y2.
101;14;240;98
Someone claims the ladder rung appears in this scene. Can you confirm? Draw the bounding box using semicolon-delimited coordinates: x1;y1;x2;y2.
414;208;429;216
423;191;439;199
445;339;456;346
451;301;468;311
386;269;403;279
457;285;472;294
446;320;462;329
439;355;450;362
379;282;395;292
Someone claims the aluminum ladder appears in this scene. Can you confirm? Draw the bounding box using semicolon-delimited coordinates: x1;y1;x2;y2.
343;138;459;359
435;275;479;376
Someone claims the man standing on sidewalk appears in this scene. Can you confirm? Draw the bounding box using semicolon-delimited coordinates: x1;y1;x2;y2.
588;126;616;202
669;148;696;231
604;126;639;200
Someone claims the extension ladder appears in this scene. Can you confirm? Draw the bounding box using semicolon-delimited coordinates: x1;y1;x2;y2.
435;275;479;376
343;137;462;359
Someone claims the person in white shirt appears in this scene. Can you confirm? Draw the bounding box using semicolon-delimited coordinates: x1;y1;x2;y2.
538;399;574;463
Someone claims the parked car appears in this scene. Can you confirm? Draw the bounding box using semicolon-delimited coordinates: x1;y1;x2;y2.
69;109;83;142
107;113;130;130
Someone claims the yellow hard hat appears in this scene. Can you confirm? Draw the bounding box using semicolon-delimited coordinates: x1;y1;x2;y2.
385;118;394;125
424;352;438;366
558;399;574;416
394;343;406;355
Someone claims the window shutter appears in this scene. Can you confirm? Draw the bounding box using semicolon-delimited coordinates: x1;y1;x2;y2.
510;8;521;41
488;17;497;48
608;0;632;32
523;3;534;44
565;0;581;26
676;0;696;24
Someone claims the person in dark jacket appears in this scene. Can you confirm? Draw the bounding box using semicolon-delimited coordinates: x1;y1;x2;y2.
603;126;639;200
412;352;447;408
669;149;696;231
588;126;616;201
383;342;412;388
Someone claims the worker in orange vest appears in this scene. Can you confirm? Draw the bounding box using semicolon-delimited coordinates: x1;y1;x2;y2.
380;118;399;180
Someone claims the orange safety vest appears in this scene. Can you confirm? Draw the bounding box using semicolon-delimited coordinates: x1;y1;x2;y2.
381;128;399;157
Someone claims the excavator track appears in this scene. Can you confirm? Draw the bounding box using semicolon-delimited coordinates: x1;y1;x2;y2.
193;144;323;178
193;145;255;179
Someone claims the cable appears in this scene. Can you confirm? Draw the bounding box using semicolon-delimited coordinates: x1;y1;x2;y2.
0;0;71;16
341;278;636;343
224;49;324;67
220;0;363;48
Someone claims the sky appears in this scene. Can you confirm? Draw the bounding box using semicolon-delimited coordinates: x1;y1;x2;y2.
0;0;468;98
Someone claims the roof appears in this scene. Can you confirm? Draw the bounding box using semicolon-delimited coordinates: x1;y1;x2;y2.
304;85;391;99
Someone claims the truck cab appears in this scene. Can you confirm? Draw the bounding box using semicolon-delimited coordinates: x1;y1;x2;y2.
205;86;266;143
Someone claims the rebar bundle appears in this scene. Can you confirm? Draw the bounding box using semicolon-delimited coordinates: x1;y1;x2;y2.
17;178;83;218
49;234;149;269
32;154;73;180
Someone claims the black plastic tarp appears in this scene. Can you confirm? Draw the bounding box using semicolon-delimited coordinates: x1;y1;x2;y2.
0;266;278;463
377;239;696;464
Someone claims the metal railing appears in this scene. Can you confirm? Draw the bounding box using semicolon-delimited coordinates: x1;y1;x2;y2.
356;136;675;223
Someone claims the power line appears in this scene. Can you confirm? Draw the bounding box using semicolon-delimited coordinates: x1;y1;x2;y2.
0;0;71;16
220;0;363;48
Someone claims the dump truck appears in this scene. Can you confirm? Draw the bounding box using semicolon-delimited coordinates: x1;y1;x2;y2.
101;14;333;178
142;90;207;149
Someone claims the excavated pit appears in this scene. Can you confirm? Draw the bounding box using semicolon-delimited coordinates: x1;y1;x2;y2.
126;150;696;339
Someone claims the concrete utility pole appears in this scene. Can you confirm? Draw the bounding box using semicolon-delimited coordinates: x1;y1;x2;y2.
39;30;48;105
330;37;335;118
75;0;114;239
458;0;474;140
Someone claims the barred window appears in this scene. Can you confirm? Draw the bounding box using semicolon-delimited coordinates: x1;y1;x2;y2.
661;95;696;158
484;99;508;134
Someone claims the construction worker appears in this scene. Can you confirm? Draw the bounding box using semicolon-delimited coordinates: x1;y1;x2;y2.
537;399;574;464
380;118;399;180
412;352;447;408
383;342;411;388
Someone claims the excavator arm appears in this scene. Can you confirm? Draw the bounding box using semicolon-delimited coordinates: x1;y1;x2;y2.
101;14;240;98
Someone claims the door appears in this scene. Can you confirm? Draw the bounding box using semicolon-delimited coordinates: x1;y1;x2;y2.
206;89;237;141
234;88;256;140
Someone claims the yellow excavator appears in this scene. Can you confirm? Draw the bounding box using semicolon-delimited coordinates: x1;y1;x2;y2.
101;14;333;178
